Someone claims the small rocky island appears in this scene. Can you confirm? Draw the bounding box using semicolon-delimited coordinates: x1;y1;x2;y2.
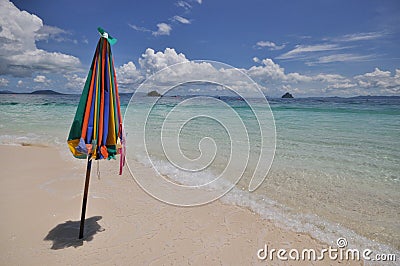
147;90;161;97
281;92;294;98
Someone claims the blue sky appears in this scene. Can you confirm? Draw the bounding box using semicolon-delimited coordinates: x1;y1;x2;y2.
0;0;399;96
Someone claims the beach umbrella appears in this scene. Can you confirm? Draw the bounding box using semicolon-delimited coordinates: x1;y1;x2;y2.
67;27;125;239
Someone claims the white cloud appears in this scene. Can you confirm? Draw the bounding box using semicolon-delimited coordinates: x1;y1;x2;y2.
313;73;349;83
130;0;199;37
63;73;86;92
256;41;285;50
176;1;192;10
326;82;357;90
277;31;386;65
33;75;51;85
7;49;80;77
248;58;287;80
196;0;202;4
17;80;23;87
130;22;175;36
0;0;80;77
128;23;151;33
353;68;400;93
139;48;189;75
325;68;400;95
313;53;375;64
245;57;400;96
66;46;398;97
152;23;172;36
173;15;191;24
277;44;344;59
356;68;391;79
134;48;262;95
134;50;387;96
34;25;68;42
0;77;9;87
335;32;385;42
112;48;400;96
247;58;312;83
116;61;143;91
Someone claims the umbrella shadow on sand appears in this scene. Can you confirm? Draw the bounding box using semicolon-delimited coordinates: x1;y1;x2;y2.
44;216;104;250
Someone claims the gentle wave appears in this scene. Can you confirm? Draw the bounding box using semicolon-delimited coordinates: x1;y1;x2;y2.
135;155;399;258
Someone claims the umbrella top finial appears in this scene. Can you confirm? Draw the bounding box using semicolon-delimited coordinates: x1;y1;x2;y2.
97;27;117;45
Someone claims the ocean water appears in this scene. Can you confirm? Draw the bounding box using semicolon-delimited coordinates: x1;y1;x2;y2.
1;93;399;255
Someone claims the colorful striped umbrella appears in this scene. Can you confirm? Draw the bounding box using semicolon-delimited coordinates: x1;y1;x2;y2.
67;27;125;239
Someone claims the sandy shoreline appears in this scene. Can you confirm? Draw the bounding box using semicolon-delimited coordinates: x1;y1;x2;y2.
0;145;362;265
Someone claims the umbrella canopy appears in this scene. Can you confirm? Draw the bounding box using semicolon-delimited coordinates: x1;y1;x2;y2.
67;27;124;170
67;28;125;238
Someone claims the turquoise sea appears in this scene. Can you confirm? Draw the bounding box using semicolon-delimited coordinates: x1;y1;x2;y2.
1;93;399;255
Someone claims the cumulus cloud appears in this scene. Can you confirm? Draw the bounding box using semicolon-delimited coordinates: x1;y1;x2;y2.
0;0;80;77
33;75;51;85
325;68;400;95
248;58;287;81
247;58;312;83
5;49;80;77
245;57;400;96
152;23;172;36
133;47;261;95
354;68;400;93
0;77;9;87
116;61;143;91
173;15;191;24
255;41;285;50
139;48;189;75
63;73;86;93
313;73;349;83
115;48;399;97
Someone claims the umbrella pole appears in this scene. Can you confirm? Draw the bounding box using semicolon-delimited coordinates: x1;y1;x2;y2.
79;156;92;239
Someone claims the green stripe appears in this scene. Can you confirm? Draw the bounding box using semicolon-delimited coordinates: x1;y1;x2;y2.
67;40;101;141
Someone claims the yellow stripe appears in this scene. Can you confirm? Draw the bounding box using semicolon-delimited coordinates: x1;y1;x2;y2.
67;139;86;158
107;56;117;145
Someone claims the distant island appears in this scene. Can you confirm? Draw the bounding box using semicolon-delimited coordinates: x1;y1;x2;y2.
30;90;64;95
0;89;64;95
282;92;294;98
147;90;161;97
0;90;15;94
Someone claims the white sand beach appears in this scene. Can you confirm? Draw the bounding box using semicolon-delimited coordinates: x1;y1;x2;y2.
0;145;363;265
